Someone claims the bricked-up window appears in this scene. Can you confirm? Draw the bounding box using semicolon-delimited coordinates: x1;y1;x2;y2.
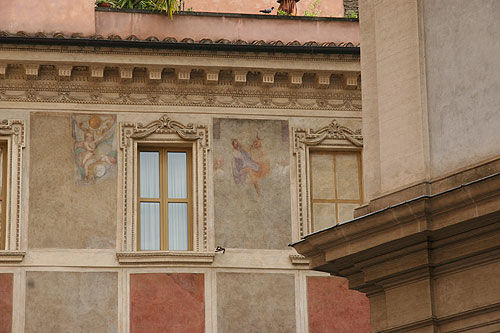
138;147;193;251
309;151;362;231
0;142;6;250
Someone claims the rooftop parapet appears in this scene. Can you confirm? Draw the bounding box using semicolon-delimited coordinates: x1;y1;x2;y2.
0;0;358;49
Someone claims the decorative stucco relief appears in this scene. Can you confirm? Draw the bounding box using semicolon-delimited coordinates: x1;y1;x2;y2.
0;83;361;111
119;115;209;252
293;120;362;238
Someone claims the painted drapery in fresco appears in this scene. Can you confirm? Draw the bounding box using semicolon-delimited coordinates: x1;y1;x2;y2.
213;118;291;249
72;114;117;183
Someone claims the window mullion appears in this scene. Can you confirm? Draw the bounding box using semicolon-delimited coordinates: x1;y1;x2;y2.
162;148;169;251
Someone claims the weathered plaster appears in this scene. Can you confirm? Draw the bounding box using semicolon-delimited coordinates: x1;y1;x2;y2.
0;273;13;333
25;271;118;333
216;272;296;332
28;112;117;249
307;276;369;332
213;118;291;249
130;273;204;333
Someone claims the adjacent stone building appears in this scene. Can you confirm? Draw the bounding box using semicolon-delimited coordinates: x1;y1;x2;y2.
293;0;500;332
0;1;368;332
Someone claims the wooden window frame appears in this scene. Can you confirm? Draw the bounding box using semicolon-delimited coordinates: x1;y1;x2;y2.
119;115;211;258
293;120;363;239
137;147;193;251
309;150;363;231
0;119;25;260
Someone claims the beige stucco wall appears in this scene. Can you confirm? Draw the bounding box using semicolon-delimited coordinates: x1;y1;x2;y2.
423;0;500;178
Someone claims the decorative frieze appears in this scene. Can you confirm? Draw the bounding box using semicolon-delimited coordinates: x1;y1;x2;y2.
177;69;191;82
120;67;134;80
0;64;6;79
316;74;331;88
205;70;219;84
262;72;275;85
147;67;162;81
289;72;304;87
234;71;247;85
24;64;39;78
57;65;73;79
344;73;359;89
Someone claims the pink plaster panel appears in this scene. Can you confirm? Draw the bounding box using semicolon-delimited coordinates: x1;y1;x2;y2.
307;276;370;333
130;273;204;333
184;0;344;17
0;274;13;333
96;12;359;45
0;0;95;35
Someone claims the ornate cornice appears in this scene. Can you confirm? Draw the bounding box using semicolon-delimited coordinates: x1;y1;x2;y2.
294;120;363;151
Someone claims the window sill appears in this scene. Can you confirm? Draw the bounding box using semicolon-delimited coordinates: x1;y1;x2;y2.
0;251;25;263
116;251;215;264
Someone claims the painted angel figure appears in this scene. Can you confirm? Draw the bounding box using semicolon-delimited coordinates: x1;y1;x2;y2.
231;139;259;185
73;115;116;181
231;136;270;195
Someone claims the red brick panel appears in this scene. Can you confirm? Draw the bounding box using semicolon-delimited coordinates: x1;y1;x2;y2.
0;273;13;333
130;273;204;333
307;276;370;333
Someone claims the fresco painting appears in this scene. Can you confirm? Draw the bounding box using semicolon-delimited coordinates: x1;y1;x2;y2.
213;118;291;249
72;114;117;183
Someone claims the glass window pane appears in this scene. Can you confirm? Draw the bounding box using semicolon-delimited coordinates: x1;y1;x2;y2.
336;153;361;200
312;202;336;231
168;152;187;199
140;151;160;198
338;203;361;224
140;202;160;250
168;203;188;250
311;153;335;199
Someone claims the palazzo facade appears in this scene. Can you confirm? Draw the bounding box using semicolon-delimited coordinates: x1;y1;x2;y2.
0;2;368;332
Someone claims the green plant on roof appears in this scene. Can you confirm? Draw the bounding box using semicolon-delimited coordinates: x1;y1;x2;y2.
277;9;290;16
95;0;180;17
303;0;322;17
345;9;358;19
151;0;179;18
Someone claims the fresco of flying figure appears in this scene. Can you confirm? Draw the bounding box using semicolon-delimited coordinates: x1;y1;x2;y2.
72;114;117;183
231;135;271;195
